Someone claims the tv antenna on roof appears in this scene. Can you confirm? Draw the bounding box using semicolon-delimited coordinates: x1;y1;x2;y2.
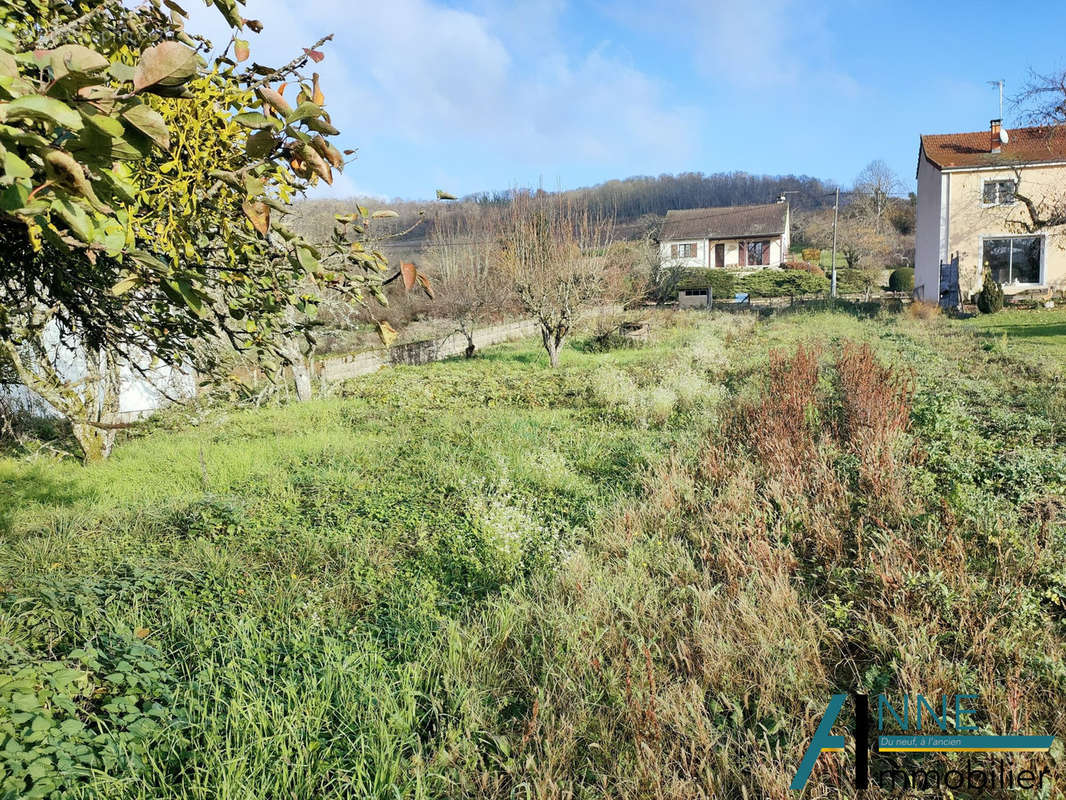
988;79;1005;122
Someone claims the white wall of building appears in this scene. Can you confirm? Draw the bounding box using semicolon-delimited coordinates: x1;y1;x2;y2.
915;151;945;301
661;237;786;270
659;239;707;268
1;325;196;421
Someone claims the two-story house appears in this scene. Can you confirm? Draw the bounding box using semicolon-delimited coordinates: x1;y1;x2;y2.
659;201;791;272
915;120;1066;303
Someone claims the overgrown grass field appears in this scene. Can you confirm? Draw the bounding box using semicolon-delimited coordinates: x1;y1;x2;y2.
1;308;1064;798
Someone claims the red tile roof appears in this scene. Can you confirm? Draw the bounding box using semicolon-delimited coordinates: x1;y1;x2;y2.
921;125;1066;170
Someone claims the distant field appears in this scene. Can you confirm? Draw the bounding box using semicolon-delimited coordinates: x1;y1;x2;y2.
2;308;1064;798
961;305;1066;359
789;247;843;269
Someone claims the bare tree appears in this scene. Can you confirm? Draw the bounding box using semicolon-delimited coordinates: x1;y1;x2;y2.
854;160;903;234
1018;69;1066;126
434;267;512;357
1008;73;1066;232
798;205;909;274
497;193;614;368
418;204;511;357
423;204;496;284
603;235;658;306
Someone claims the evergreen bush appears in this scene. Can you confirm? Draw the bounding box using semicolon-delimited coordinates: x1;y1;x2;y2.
977;270;1005;314
888;267;915;293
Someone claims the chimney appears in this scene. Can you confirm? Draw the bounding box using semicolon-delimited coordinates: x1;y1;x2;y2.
991;119;1002;153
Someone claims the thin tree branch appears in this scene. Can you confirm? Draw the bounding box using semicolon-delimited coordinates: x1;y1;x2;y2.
247;35;334;89
33;0;124;48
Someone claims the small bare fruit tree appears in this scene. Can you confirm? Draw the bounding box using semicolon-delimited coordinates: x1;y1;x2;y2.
497;192;613;368
425;204;510;357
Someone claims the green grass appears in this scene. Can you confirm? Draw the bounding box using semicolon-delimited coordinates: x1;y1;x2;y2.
961;305;1066;359
790;247;846;269
1;308;1065;798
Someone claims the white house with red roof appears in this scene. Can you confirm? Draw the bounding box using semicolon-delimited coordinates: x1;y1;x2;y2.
916;120;1066;302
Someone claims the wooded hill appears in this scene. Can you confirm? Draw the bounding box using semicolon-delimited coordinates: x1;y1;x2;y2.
290;171;842;255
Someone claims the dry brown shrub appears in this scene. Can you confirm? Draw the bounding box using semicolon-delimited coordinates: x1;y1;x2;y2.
836;341;914;514
739;342;851;557
744;343;822;488
907;299;941;320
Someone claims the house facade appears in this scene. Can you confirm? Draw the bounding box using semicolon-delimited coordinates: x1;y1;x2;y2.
915;120;1066;303
659;201;791;271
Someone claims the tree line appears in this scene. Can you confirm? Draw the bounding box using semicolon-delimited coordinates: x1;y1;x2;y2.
292;171;843;249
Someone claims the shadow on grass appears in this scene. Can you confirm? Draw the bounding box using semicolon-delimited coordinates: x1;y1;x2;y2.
770;297;903;320
974;322;1066;340
0;465;90;535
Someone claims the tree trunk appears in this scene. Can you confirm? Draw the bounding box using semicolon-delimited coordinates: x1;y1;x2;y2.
279;333;314;402
292;359;313;402
71;421;116;463
457;321;476;358
541;323;566;368
3;332;123;463
73;347;121;463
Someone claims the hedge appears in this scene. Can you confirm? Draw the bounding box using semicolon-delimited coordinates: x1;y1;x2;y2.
735;270;829;297
676;268;852;299
835;268;877;294
676;268;735;298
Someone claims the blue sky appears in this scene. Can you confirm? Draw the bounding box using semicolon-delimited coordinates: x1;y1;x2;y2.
187;0;1066;201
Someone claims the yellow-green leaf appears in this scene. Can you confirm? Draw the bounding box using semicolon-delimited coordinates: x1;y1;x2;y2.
377;320;397;348
2;149;33;179
233;112;281;130
82;109;125;138
50;197;93;243
111;276;138;295
285;102;323;124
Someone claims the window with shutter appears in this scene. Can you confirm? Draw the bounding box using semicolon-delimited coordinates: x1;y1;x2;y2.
746;240;770;266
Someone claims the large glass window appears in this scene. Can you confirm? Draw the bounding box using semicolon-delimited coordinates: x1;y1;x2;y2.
670;243;696;258
983;236;1042;284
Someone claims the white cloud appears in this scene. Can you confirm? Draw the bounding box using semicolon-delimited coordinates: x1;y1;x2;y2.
604;0;855;92
184;0;698;196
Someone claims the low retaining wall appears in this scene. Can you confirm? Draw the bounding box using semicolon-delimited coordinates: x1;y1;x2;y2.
317;317;541;382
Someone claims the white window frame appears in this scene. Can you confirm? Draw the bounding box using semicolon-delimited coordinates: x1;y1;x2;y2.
979;234;1045;286
981;178;1017;207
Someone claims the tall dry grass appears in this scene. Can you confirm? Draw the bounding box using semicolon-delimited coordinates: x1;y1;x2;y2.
452;334;1064;799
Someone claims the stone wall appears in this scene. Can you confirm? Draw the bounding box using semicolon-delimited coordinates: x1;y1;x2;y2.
317;317;541;382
